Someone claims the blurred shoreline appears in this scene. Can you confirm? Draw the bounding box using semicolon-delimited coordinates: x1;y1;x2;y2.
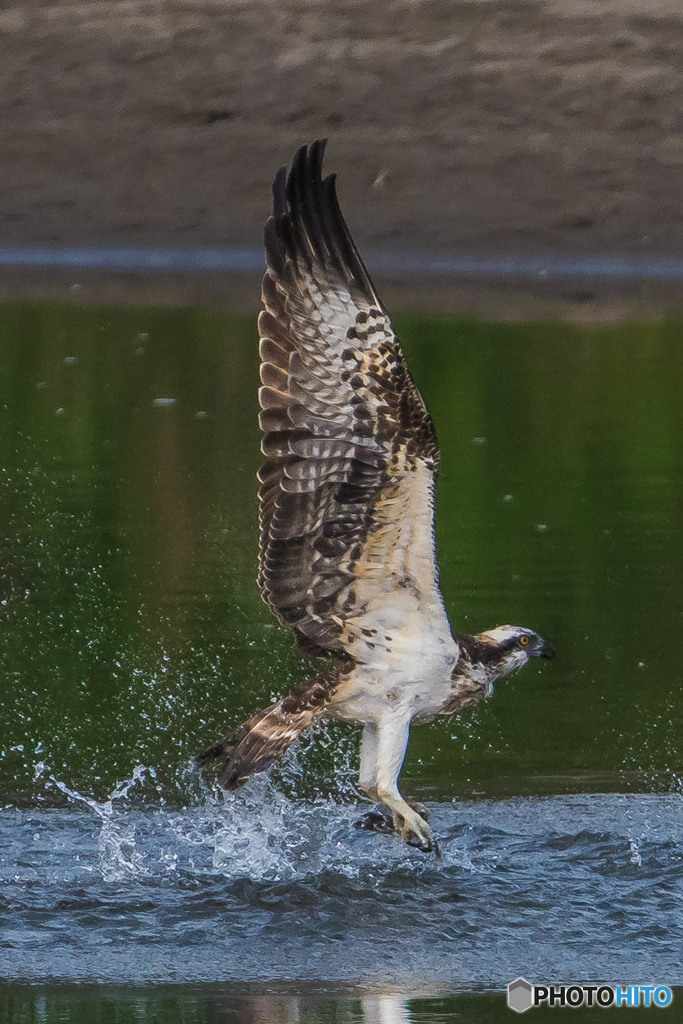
1;261;679;322
2;0;680;276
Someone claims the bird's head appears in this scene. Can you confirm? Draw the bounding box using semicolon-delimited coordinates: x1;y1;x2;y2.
456;624;555;686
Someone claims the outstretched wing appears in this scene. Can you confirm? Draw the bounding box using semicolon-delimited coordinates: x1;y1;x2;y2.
258;140;450;661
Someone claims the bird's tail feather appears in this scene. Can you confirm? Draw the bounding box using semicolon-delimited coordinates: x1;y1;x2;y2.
195;671;342;792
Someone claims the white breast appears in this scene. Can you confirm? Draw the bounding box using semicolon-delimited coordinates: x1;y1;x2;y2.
329;635;459;725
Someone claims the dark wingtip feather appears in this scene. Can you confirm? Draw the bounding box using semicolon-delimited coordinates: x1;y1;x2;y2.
306;139;328;194
272;165;288;220
310;137;328;161
265;140;382;309
264;216;284;275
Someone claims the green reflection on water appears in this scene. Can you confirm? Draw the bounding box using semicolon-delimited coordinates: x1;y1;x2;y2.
0;304;681;803
1;985;679;1023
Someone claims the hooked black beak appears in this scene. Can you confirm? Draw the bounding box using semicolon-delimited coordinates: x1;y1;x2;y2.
538;639;555;660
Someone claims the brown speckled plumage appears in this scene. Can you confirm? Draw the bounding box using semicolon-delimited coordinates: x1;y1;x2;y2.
212;668;348;792
257;140;439;658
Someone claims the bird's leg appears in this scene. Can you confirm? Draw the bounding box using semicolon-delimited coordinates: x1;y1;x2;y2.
374;713;435;852
358;722;379;805
355;723;394;833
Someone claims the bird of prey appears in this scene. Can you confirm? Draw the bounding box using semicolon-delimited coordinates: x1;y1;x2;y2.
197;140;554;851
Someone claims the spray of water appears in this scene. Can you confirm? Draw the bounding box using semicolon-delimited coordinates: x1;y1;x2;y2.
41;758;466;883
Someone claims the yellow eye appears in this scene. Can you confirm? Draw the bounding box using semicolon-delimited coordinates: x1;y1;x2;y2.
519;636;530;647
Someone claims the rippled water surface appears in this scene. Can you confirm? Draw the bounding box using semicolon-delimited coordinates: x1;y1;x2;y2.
0;303;681;1015
2;785;682;987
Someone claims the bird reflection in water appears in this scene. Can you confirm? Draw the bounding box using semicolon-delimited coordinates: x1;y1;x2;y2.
241;991;414;1024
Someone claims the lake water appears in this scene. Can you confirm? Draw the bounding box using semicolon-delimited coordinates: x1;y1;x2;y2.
0;302;681;1018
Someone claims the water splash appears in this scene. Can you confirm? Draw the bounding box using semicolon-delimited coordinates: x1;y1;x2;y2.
1;789;680;985
43;762;454;883
29;758;683;896
48;764;157;882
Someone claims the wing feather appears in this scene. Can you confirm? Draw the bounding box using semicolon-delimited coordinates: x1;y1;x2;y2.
258;140;447;659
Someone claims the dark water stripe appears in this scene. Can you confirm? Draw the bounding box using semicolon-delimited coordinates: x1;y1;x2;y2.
0;244;681;280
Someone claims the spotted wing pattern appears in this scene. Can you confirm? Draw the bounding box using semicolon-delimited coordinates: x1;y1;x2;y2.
215;669;347;791
258;140;443;659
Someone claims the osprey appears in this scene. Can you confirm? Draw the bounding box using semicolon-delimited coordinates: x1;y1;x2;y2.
197;141;554;851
